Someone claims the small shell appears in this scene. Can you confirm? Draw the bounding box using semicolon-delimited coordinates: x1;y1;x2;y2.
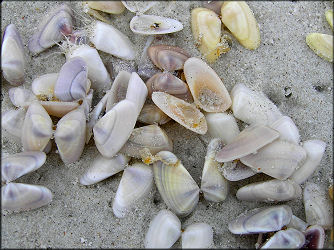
87;1;125;14
228;205;292;234
54;108;86;164
236;179;302;203
216;125;279;163
1;151;46;183
184;57;232;112
125;72;148;115
286;215;309;233
31;73;59;100
9;87;37;108
1;24;25;86
146;72;193;102
152;92;207;135
1;108;26;138
153;151;200;216
303;225;325;249
290;140;326;184
182;223;214;248
130;15;183;35
39;100;80;118
2;183;52;212
306;33;333;62
113;163;153;218
144;209;181;248
222;160;256;181
269;116;300;145
260;228;305;249
28;4;73;54
220;1;260;50
147;45;190;71
137;103;171;125
122;1;156;14
325;10;333;29
21;102;53;152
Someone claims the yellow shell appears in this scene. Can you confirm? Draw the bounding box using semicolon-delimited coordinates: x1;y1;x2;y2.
325;10;333;29
306;33;333;62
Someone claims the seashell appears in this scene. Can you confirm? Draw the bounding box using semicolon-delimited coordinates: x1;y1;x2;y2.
182;223;214;248
93;99;138;158
290;140;326;184
222;160;256;181
31;73;59;100
144;209;181;248
216;125;279;163
306;33;333;62
1;151;46;183
228;205;292;234
241;140;307;180
303;182;333;229
106;71;131;112
231;83;282;125
260;228;305;249
54;108;86;164
113;163;153;218
153;151;200;216
146;72;193;102
236;179;302;203
137;103;171;125
28;4;73;54
202;1;224;15
2;183;52;212
122;1;157;14
205;112;240;144
325;10;333;29
80;154;129;185
303;225;325;249
88;21;136;60
287;215;309;233
83;3;112;24
152;92;207;134
9;87;37;108
147;45;190;72
39;100;80;118
87;1;125;14
201;138;229;202
1;108;26;138
54;57;89;102
137;36;160;80
120;125;173;159
269;116;300;145
21;102;53;152
125;72;148;115
184;57;232;112
130;15;183;35
1;24;25;86
220;1;260;50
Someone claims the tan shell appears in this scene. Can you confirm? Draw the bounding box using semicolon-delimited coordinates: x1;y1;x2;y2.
306;33;333;62
137;103;171;125
87;1;125;14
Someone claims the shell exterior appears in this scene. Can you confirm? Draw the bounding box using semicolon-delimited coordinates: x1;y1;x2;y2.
125;72;148;115
9;87;37;108
113;163;153;218
286;215;309;233
28;4;73;54
1;108;26;138
220;1;260;50
122;1;157;14
39;100;80;118
222;160;256;181
152;92;207;134
87;1;125;14
261;228;305;249
2;183;52;211
182;223;214;248
184;57;232;112
130;15;183;35
137;103;171;125
325;10;333;29
228;205;292;234
216;125;279;163
1;151;46;183
290;139;326;184
269;116;300;145
303;225;325;249
306;33;333;62
240;140;307;180
31;73;59;100
1;24;25;86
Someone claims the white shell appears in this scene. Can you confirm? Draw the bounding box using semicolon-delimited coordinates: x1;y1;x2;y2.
130;15;183;35
125;72;148;115
1;108;26;138
122;1;157;14
260;228;305;249
9;87;37;108
182;223;214;248
269;116;300;145
113;163;153;218
222;160;256;181
31;73;59;100
144;209;181;248
286;215;309;233
39;100;80;118
2;183;52;212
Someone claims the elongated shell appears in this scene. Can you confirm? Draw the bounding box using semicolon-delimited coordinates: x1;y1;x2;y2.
138;103;171;125
130;15;183;35
144;209;181;248
122;1;156;14
1;24;25;86
1;108;26;138
87;1;125;14
182;223;214;248
2;183;52;212
261;228;305;249
222;160;256;181
228;205;292;234
9;87;37;108
269;116;300;145
31;73;59;100
184;57;232;112
306;33;333;62
152;92;207;134
303;225;325;249
28;4;73;54
220;1;260;50
153;151;200;216
125;72;148;115
325;10;333;29
113;163;153;218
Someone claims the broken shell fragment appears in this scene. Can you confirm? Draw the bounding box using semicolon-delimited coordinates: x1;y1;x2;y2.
303;225;325;249
220;1;260;50
31;73;59;100
125;72;148;115
269;116;300;145
287;215;309;233
9;87;37;108
222;160;256;181
137;103;171;125
152;92;207;134
184;57;232;112
1;24;25;86
144;209;181;248
122;1;157;14
87;1;125;14
130;15;183;35
182;223;214;248
1;108;26;138
113;163;153;218
260;228;305;249
2;183;52;212
153;151;200;216
306;33;333;62
325;10;333;29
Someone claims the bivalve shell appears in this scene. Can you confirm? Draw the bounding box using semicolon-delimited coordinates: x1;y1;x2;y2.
260;228;305;249
222;160;256;181
31;73;59;100
182;223;214;248
1;108;26;138
87;1;125;14
39;100;80;118
122;1;157;14
303;225;325;249
306;33;333;62
125;72;148;115
325;10;333;29
286;215;309;233
269;116;300;145
9;87;37;108
137;103;171;125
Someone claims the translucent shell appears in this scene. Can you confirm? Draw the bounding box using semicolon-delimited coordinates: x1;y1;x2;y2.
261;228;305;249
137;103;171;125
31;73;59;100
184;57;232;112
306;33;333;62
220;1;260;50
87;1;125;14
39;100;80;118
9;87;37;108
1;108;26;138
325;10;333;29
182;223;214;248
152;92;207;135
